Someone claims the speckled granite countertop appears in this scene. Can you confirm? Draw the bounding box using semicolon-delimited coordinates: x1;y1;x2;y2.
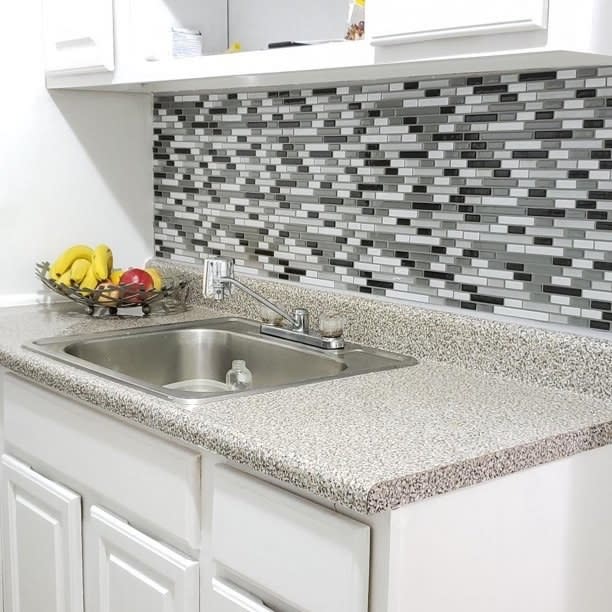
0;292;611;514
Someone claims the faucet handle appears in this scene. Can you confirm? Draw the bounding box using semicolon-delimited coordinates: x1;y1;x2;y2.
292;308;309;333
203;257;234;300
319;312;345;338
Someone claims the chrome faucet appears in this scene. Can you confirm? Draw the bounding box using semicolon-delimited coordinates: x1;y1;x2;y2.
202;257;344;350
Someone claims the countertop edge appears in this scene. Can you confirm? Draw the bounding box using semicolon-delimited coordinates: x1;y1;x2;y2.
0;346;374;513
366;422;612;513
3;345;612;514
2;302;611;515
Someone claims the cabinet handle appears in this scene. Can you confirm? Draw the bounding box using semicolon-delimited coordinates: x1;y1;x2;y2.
212;577;275;612
55;37;96;50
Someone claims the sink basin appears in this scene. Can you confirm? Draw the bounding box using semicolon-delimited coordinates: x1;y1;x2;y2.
27;317;417;403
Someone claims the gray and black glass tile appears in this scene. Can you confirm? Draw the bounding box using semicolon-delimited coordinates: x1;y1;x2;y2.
153;66;612;331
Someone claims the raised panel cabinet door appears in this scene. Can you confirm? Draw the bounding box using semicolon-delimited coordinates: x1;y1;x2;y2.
1;454;84;612
42;0;114;74
88;505;199;612
211;578;276;612
368;0;549;45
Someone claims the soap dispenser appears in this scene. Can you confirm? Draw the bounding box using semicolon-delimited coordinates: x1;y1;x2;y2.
225;360;253;391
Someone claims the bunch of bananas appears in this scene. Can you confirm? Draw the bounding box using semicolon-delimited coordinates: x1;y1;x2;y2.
48;244;114;292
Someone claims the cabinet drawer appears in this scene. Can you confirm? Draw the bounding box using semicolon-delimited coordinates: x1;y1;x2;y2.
2;374;200;550
369;0;549;45
212;466;370;612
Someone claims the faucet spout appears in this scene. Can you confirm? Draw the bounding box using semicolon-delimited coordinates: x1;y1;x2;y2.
202;256;343;350
203;257;301;328
223;277;303;330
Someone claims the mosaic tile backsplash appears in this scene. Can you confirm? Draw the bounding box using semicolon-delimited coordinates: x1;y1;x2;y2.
153;66;612;331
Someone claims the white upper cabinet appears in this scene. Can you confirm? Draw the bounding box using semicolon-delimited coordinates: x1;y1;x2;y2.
1;454;84;612
42;0;114;74
43;0;612;92
368;0;549;45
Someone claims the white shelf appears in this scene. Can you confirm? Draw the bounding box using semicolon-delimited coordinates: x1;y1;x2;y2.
46;41;375;92
47;41;612;94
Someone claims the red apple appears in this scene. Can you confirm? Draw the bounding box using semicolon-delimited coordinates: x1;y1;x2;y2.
119;268;154;304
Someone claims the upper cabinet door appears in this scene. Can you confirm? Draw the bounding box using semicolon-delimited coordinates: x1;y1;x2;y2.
1;454;84;612
87;506;199;612
368;0;549;45
42;0;115;74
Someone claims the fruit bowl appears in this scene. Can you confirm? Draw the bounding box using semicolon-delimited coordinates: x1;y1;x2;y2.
36;262;188;316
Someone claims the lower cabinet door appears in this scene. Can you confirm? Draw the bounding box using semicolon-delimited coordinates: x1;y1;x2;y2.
211;578;276;612
1;454;84;612
88;505;199;612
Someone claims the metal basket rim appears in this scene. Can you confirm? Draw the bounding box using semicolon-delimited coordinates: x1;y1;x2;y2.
36;261;188;310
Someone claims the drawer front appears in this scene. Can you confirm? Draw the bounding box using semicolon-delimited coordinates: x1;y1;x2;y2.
369;0;549;45
212;466;370;612
2;373;201;550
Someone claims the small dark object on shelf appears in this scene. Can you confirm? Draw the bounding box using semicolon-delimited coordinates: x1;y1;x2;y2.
267;41;310;48
36;261;188;317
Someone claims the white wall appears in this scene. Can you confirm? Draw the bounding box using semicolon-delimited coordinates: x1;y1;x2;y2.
0;1;153;307
228;0;348;51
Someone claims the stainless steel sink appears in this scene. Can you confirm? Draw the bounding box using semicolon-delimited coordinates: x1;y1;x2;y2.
27;317;417;404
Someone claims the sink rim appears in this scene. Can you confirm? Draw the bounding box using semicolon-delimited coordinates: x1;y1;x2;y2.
60;319;347;366
25;316;417;405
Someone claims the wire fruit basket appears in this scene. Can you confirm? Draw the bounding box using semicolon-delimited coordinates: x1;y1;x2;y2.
36;261;188;316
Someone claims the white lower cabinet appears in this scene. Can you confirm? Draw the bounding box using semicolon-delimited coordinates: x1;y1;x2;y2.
1;455;83;612
87;505;199;612
4;372;612;612
1;375;371;612
211;578;275;612
211;465;370;612
0;453;199;612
